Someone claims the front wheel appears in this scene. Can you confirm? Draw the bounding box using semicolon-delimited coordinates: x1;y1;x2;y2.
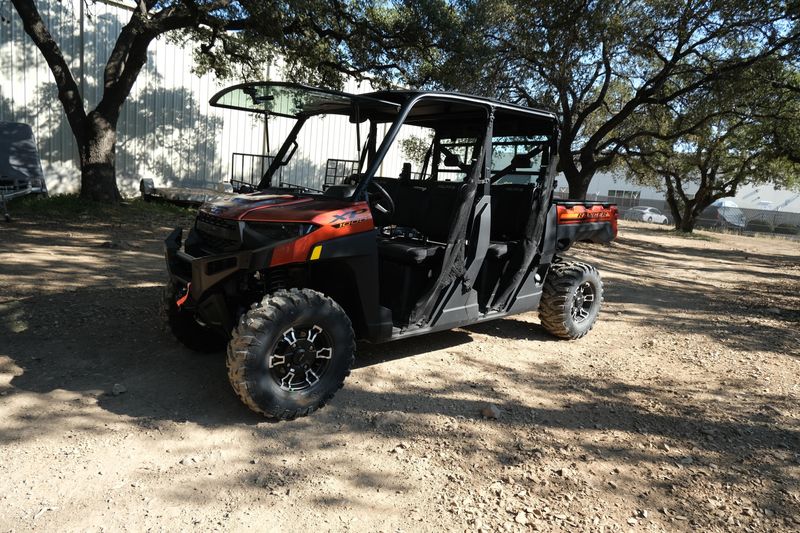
539;262;604;340
162;281;228;352
227;288;355;420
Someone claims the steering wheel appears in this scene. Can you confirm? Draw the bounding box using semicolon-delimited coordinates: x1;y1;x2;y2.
367;181;395;216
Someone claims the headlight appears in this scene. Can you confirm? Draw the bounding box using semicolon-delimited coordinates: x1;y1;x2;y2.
242;222;317;248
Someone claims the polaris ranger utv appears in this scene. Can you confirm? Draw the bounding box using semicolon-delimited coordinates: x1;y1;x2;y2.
164;82;618;419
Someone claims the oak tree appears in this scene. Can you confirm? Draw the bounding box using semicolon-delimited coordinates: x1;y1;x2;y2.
619;64;800;232
9;0;391;202
377;0;800;199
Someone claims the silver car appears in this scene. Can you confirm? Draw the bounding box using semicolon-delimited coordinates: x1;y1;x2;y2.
623;206;670;224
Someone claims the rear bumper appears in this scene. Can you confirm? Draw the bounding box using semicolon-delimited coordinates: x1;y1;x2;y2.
555;221;617;250
164;228;271;301
554;202;618;251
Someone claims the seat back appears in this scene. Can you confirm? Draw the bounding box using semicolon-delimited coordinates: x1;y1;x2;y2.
417;182;461;242
489;184;538;241
373;178;462;242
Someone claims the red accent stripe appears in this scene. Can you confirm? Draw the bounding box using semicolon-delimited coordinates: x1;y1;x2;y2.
176;283;191;308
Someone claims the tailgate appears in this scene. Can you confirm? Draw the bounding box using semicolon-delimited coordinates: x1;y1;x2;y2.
554;201;618;250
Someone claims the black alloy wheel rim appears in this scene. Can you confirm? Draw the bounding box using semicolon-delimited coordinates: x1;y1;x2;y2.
571;282;596;323
268;325;333;392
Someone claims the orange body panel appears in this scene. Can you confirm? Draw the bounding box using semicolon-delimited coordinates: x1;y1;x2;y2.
197;193;376;268
262;201;375;267
556;204;619;237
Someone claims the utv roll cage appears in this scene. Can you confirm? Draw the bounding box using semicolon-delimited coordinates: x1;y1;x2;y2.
207;82;563;328
209;81;559;193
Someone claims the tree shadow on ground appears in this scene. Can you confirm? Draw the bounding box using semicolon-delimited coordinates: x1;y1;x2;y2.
568;232;799;357
1;222;799;527
3;282;797;526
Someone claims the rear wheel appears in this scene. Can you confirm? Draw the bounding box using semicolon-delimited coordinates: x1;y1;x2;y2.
227;288;355;420
162;281;227;352
539;262;603;340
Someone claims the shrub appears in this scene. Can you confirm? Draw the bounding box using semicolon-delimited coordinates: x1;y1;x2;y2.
774;223;800;235
745;219;773;233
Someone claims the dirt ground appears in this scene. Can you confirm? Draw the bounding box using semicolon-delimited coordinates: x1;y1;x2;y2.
1;206;798;532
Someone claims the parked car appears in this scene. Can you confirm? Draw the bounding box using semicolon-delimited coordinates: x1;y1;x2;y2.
623;206;670;225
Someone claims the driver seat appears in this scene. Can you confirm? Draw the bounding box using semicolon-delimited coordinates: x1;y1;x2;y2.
375;181;459;264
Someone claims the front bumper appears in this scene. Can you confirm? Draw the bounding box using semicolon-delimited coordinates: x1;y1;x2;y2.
164;228;272;301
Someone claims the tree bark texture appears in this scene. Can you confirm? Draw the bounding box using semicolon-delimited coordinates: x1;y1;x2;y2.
79;111;121;202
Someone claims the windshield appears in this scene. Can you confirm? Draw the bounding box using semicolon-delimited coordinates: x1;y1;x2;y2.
269;113;368;192
490;136;549;185
210;82;399;119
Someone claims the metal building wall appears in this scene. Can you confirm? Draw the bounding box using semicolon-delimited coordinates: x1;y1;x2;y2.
0;0;407;195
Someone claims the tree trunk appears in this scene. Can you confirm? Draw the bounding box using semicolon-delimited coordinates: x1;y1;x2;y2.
564;167;591;200
663;178;684;231
678;211;696;232
567;182;590;200
79;111;121;203
665;194;683;230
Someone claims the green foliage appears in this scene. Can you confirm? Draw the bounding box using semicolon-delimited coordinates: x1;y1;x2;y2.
399;134;433;166
363;0;800;198
620;61;800;232
11;193;195;222
13;0;800;206
181;0;464;89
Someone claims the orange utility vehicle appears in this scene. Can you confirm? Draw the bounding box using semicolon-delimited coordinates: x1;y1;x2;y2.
164;82;618;419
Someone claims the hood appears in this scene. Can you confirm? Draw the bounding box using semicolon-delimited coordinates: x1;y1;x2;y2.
199;191;358;224
199;192;306;218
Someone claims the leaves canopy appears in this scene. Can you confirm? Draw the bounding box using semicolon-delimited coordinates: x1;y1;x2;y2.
619;60;800;231
360;0;800;198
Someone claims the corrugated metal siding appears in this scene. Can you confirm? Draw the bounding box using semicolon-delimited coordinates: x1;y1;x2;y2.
0;0;412;195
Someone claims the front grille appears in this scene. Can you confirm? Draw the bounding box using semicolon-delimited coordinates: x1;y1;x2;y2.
197;231;240;252
195;211;241;252
197;210;238;230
